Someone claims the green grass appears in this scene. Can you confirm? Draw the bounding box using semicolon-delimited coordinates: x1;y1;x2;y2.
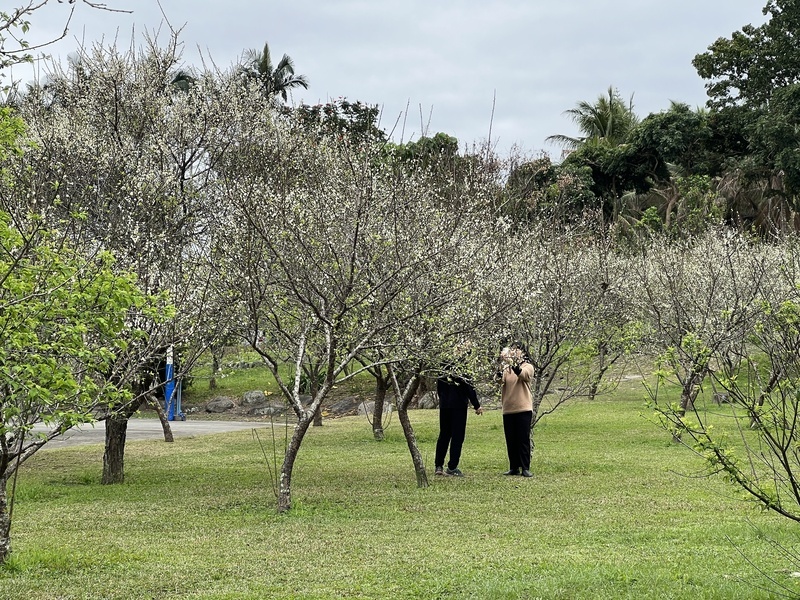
3;381;800;599
181;347;281;406
182;347;375;407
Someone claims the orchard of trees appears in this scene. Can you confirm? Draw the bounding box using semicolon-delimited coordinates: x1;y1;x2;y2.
3;0;800;570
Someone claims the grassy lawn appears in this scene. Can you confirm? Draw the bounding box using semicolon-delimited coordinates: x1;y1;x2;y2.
180;347;284;407
180;347;375;409
2;379;799;599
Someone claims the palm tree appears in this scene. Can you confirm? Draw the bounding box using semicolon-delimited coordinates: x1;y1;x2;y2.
242;42;309;105
547;86;639;150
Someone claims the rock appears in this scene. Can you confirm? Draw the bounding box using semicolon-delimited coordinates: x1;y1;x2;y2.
417;391;438;409
357;400;394;416
205;396;236;413
242;390;267;406
328;396;365;416
248;403;286;417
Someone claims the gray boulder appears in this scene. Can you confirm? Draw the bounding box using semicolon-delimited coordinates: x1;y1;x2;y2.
242;390;267;406
327;396;365;416
357;400;394;415
417;391;439;409
248;402;286;417
205;396;236;413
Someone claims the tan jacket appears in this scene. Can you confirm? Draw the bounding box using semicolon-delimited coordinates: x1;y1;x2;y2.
501;362;534;414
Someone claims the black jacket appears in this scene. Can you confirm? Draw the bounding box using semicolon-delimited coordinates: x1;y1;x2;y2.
437;375;480;410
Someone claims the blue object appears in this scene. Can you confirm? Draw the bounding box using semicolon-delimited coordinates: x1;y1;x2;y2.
177;377;185;421
165;346;176;421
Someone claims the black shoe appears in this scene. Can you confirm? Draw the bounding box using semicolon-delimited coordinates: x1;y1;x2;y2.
503;469;520;476
521;469;533;478
434;466;444;476
446;467;464;477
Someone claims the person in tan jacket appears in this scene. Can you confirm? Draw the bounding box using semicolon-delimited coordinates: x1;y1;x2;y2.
499;343;534;477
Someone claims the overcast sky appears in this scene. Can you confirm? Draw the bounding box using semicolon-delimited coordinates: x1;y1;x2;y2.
14;0;769;158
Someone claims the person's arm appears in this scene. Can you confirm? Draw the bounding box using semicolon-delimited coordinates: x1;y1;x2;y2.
516;362;534;382
465;380;482;413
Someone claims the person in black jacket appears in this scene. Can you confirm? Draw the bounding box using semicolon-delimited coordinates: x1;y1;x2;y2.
434;373;483;477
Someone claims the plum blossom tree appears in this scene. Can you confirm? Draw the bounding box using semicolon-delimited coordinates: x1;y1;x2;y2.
1;1;130;77
698;241;800;521
0;185;161;563
0;111;168;567
643;233;800;514
213;98;505;510
492;225;633;445
9;32;238;483
638;229;771;429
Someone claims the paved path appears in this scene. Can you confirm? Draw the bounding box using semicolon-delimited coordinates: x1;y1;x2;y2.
37;419;267;449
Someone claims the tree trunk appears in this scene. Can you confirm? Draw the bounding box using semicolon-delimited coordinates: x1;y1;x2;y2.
277;416;313;513
679;372;704;415
372;375;388;441
310;374;323;427
209;344;226;390
751;372;779;428
588;343;609;402
0;476;10;565
588;364;612;402
148;395;174;443
102;399;143;484
673;372;704;442
587;378;600;402
531;373;546;425
102;414;129;485
384;368;426;486
210;352;220;390
397;402;428;488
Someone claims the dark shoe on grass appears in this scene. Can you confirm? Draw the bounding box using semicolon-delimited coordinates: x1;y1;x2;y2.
445;467;464;477
435;466;444;476
503;469;521;476
521;469;533;478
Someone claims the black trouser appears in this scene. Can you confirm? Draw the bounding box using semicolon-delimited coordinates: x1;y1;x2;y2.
435;403;469;470
503;411;533;471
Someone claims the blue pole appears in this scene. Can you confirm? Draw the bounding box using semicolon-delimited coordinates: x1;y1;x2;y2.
165;345;175;421
176;376;185;421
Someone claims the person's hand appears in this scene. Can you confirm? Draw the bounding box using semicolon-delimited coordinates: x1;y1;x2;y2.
512;364;521;376
499;347;511;362
501;347;524;371
475;407;484;415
